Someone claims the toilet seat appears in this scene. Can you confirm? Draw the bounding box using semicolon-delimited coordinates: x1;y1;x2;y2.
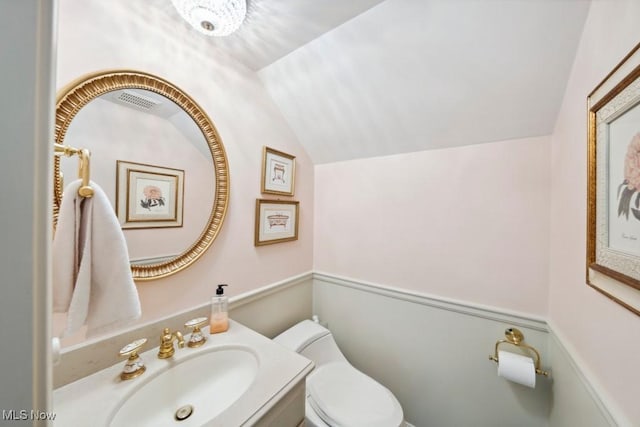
307;362;403;427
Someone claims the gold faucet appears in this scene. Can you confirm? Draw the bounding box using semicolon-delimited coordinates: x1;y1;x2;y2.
157;327;185;359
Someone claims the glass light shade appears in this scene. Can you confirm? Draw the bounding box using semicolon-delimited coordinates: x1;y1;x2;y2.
171;0;246;37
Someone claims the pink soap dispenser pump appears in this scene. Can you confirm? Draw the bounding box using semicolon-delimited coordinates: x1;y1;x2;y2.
210;284;229;334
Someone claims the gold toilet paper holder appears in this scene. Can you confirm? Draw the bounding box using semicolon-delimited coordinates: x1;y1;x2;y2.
488;327;549;377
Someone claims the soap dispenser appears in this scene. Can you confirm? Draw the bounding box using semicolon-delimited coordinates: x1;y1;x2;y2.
210;284;229;334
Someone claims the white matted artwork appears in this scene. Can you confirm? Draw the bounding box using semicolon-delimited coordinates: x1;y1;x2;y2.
607;104;640;256
261;146;295;196
587;41;640;315
116;160;184;229
254;199;299;246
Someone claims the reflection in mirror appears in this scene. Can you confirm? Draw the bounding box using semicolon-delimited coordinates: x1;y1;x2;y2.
54;71;229;280
60;89;214;266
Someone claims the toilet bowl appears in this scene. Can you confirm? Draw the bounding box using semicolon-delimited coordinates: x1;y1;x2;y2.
273;320;404;427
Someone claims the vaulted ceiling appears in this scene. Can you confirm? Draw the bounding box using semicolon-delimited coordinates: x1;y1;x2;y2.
178;0;590;164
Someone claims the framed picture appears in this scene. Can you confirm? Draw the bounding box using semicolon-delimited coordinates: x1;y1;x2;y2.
261;146;295;196
116;160;184;229
254;199;299;246
587;41;640;315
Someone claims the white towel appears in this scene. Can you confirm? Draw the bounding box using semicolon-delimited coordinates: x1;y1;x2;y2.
53;179;141;337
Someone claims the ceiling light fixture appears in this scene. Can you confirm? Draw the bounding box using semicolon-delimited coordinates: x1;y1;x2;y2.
171;0;246;37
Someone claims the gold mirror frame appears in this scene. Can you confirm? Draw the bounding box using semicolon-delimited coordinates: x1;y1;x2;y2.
53;70;229;281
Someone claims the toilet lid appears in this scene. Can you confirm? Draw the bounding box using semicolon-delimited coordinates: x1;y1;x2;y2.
307;362;403;427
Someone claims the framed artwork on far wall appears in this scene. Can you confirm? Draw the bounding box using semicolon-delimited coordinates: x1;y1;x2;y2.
116;160;184;229
587;41;640;316
261;146;295;196
255;199;299;246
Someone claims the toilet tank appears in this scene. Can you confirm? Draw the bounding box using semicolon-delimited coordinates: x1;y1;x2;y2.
273;320;348;367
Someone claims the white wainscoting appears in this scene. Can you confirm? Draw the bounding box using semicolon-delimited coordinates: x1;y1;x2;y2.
230;272;314;338
54;272;313;388
547;322;621;427
55;270;621;426
312;272;617;427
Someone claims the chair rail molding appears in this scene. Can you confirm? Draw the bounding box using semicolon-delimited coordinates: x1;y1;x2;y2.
312;271;548;331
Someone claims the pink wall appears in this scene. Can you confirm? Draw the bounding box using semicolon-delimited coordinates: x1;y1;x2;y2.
54;3;640;420
55;0;314;344
548;0;640;422
314;136;550;315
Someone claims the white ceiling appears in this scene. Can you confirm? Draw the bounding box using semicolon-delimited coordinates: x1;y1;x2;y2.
164;0;591;164
192;0;388;71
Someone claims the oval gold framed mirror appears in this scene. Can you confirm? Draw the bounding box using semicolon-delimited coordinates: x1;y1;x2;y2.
53;70;229;280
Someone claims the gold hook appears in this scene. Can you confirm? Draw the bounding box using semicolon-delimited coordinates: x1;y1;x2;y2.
54;143;93;198
77;148;93;198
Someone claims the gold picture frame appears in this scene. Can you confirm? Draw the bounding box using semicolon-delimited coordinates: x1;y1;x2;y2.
587;41;640;315
255;199;299;246
116;160;184;229
261;146;295;196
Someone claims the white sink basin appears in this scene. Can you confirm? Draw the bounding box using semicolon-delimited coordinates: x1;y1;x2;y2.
54;320;314;426
109;346;258;427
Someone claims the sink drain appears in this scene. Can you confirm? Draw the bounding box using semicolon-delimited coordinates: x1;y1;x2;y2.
175;404;194;421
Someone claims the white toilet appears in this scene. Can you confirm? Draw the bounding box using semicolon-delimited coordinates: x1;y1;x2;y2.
273;319;404;427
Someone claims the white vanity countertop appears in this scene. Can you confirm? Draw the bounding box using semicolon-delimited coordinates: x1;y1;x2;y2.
53;320;314;427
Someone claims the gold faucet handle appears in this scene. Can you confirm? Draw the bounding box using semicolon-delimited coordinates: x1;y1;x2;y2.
118;338;147;380
185;317;208;348
175;330;185;348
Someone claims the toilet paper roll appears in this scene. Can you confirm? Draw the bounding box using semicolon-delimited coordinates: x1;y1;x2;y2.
497;350;536;388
